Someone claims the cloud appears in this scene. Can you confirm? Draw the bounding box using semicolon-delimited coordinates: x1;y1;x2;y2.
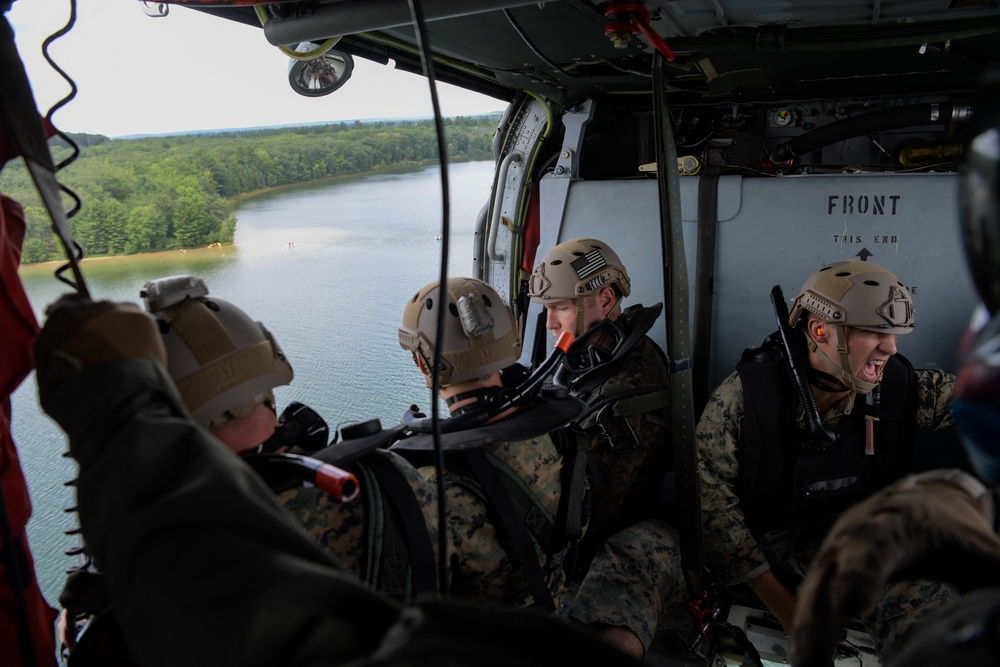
8;1;503;137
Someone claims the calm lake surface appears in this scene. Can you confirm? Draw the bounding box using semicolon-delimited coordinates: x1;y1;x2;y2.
13;160;495;605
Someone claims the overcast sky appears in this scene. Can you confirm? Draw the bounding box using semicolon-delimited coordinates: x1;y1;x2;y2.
7;0;505;138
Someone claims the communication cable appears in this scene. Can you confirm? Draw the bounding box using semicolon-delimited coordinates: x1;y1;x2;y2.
407;0;452;597
0;0;88;298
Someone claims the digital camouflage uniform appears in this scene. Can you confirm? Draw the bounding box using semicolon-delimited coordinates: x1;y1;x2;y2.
566;335;686;650
414;430;573;607
280;429;575;609
278;448;444;600
696;366;957;656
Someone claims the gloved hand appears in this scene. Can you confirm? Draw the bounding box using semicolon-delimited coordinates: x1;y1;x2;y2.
790;469;1000;667
34;294;167;409
58;568;108;616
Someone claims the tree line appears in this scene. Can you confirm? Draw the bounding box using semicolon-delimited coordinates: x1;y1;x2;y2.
1;116;498;264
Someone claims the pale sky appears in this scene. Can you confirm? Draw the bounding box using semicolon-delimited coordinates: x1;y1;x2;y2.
7;0;506;138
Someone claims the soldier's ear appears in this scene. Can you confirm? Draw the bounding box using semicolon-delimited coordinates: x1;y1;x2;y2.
413;353;428;373
413;354;435;388
807;318;829;343
597;286;617;316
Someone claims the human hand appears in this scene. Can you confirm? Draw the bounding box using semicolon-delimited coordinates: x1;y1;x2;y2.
34;294;167;407
58;568;107;612
790;469;1000;667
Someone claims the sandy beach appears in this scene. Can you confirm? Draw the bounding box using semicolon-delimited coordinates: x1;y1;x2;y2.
17;243;237;276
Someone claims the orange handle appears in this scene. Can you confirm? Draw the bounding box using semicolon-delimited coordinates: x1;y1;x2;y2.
315;464;359;502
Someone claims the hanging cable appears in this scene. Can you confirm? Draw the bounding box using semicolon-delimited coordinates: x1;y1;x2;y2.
0;0;88;298
40;0;86;296
39;0;95;653
407;0;452;597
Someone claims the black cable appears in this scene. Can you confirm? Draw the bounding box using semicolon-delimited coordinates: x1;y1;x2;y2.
502;8;575;79
39;0;87;296
407;0;451;597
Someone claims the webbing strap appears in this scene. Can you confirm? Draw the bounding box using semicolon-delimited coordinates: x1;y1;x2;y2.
558;435;588;542
362;454;438;597
608;388;671;418
578;386;670;431
693;172;720;418
464;450;555;609
653;52;705;583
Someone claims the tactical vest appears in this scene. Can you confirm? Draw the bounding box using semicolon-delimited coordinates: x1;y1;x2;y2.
736;336;918;534
389;392;589;609
568;303;672;522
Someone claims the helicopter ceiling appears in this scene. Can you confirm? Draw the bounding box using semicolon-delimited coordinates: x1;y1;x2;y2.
180;0;1000;110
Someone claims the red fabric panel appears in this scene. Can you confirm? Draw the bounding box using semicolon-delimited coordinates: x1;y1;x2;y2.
520;185;541;275
0;195;57;667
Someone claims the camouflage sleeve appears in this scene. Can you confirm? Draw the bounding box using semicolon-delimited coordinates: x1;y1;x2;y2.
695;372;769;585
915;368;956;432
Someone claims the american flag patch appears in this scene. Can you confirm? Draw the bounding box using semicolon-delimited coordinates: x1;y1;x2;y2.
571;249;606;279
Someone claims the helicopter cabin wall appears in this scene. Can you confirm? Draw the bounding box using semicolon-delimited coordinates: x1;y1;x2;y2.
524;170;975;418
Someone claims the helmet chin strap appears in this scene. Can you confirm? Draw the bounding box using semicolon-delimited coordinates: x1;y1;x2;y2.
805;325;878;394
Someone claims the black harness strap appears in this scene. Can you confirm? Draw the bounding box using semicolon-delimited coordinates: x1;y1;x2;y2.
362;453;438;598
464;449;555;610
555;429;588;542
653;51;704;584
693;172;720;419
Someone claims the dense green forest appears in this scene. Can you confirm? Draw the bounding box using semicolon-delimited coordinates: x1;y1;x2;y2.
1;116;498;264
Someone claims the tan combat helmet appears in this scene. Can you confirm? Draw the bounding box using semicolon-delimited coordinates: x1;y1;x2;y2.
789;261;915;392
528;238;631;335
141;275;293;427
399;277;520;386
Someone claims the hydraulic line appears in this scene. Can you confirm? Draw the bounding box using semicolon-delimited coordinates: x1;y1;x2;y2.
769;102;973;163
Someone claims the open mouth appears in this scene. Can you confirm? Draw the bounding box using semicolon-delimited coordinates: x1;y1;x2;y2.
862;359;886;383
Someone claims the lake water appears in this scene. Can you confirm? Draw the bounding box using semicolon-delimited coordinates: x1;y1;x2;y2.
12;160;496;606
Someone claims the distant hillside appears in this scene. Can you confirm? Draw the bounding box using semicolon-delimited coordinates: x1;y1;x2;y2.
112;113;503;140
3;116;498;264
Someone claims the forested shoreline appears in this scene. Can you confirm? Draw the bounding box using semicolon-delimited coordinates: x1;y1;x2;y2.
1;116;498;264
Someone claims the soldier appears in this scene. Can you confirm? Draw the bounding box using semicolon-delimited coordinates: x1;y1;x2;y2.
146;274;587;610
528;238;684;658
31;295;639;667
791;78;1000;667
58;274;597;662
391;275;590;607
130;275;439;604
696;259;958;658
